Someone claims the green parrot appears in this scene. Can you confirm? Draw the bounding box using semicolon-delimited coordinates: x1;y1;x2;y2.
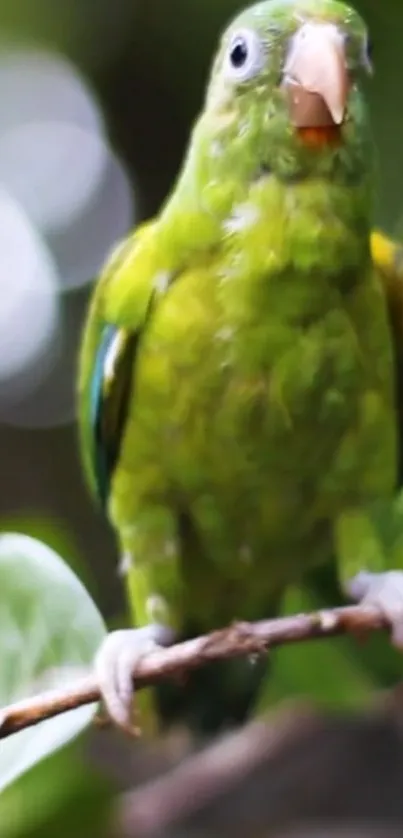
78;0;403;735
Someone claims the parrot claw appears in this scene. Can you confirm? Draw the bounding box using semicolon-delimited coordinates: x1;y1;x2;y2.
93;624;174;734
346;570;403;649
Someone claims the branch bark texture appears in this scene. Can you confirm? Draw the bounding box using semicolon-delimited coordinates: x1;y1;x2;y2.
0;602;388;740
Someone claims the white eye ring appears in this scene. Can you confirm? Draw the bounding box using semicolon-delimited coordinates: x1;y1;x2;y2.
223;28;264;83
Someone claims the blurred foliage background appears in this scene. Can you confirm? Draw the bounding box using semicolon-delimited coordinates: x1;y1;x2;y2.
1;0;403;835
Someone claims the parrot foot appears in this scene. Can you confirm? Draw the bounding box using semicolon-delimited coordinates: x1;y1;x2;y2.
93;624;175;734
346;570;403;648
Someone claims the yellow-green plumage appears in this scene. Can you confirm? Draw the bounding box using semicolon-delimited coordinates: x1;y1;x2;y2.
78;0;402;732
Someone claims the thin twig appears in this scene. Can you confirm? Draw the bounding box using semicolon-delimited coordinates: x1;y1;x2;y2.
0;602;388;740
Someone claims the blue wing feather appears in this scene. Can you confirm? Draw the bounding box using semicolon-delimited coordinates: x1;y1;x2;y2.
89;325;118;506
89;324;138;507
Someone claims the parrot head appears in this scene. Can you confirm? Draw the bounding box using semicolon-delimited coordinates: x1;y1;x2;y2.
198;0;374;185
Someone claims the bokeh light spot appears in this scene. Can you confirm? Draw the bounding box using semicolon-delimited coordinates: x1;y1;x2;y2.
0;122;109;234
0;188;60;388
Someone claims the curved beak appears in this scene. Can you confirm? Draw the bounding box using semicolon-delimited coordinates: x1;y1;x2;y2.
283;22;349;128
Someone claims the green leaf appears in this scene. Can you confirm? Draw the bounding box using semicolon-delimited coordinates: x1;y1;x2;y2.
0;533;107;793
0;741;112;838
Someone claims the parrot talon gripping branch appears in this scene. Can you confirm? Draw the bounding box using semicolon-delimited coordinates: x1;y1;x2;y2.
78;0;403;737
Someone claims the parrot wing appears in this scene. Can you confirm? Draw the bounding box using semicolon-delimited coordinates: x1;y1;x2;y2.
371;229;403;477
77;224;157;507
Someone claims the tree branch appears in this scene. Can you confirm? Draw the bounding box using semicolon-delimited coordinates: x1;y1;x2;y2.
0;602;388;740
115;705;325;836
115;706;321;836
114;684;403;837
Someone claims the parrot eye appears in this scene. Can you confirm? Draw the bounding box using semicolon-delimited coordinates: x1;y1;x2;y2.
224;28;264;82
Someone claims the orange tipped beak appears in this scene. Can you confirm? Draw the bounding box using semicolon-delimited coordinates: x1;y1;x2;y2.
283;22;349;129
